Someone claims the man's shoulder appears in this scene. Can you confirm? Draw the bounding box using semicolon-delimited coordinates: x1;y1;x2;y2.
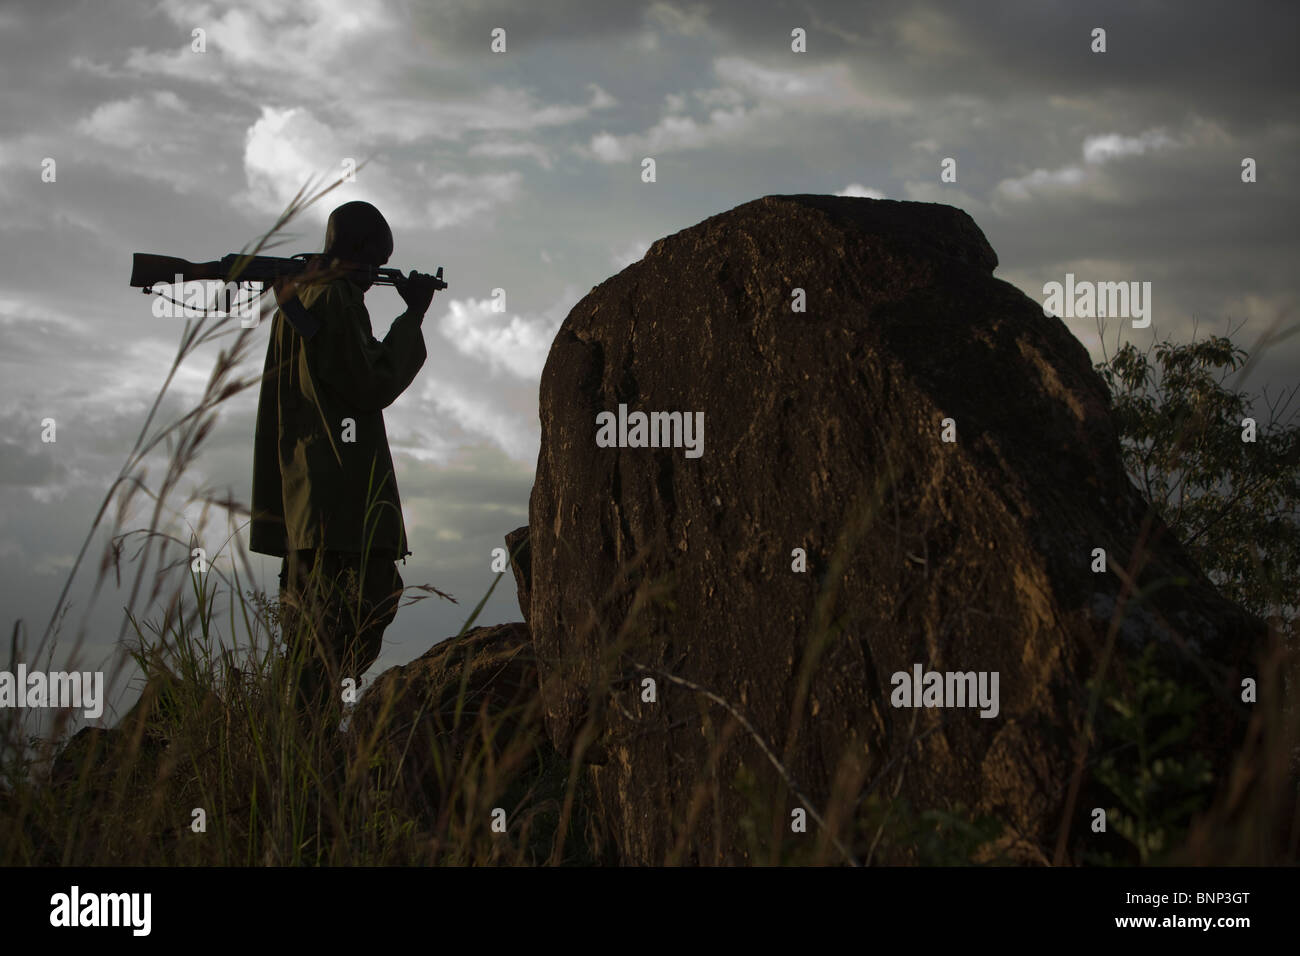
301;276;363;312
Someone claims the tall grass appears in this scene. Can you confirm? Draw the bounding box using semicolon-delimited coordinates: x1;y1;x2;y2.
0;183;1294;865
0;172;600;865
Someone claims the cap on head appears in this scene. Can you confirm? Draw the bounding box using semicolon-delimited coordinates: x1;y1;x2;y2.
323;201;393;265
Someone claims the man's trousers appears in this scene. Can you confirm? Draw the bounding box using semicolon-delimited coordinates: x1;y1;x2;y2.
277;548;403;718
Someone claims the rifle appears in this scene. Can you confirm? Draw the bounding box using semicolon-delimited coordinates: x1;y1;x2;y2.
129;252;446;292
129;252;447;337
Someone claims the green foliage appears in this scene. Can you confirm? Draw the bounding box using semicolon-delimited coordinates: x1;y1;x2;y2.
1096;333;1300;620
1085;644;1213;865
732;761;802;864
1087;330;1298;866
858;793;1006;865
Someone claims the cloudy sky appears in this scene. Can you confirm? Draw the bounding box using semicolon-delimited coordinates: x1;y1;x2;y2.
1;0;1297;727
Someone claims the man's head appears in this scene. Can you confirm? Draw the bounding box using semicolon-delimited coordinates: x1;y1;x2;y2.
323;201;393;290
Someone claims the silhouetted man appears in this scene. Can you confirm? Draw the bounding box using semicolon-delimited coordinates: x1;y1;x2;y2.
250;201;439;723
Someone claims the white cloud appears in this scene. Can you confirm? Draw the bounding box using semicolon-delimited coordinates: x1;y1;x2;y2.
63;90;225;192
584;56;908;162
240;107;523;230
418;375;539;463
589;132;627;162
69;54;122;78
693;86;744;109
124;0;400;94
996;126;1181;202
240;105;355;219
712;56;908;116
834;183;886;199
809;11;867;46
425;171;522;230
0;296;91;335
76;91;188;150
437;288;572;379
587;108;755;161
395;285;580;462
467;139;553;169
390;428;460;466
610;239;650;268
587;83;617;110
119;0;613;149
646;2;711;37
995;165;1087;201
1082;129;1177;164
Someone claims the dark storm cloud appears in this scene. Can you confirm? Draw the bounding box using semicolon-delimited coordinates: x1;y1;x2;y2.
0;438;65;487
414;0;1300;125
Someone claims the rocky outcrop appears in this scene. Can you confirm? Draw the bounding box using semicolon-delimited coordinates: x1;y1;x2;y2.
505;526;532;626
50;670;195;789
349;622;550;814
526;194;1263;865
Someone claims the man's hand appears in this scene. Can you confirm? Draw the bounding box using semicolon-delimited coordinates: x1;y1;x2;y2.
394;269;440;318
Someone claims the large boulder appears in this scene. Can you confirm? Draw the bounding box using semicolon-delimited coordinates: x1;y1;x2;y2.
527;194;1263;865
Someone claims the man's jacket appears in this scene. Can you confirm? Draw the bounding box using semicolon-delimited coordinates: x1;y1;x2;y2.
250;277;426;560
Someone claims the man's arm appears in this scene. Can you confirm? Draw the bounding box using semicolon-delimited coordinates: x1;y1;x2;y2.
307;278;433;412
